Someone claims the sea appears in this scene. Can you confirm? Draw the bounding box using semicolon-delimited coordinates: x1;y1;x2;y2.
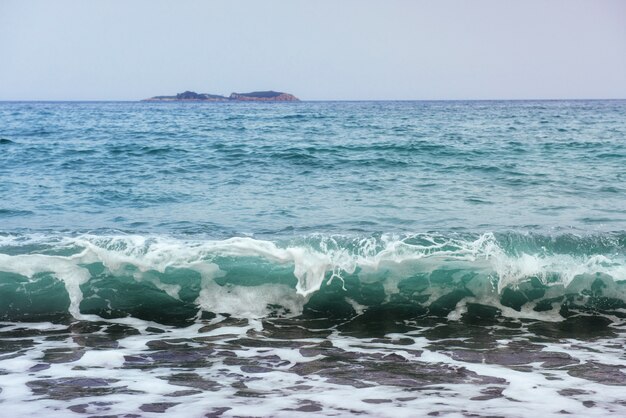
0;100;625;417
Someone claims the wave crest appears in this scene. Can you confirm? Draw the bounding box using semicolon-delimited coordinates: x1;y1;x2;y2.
0;232;625;323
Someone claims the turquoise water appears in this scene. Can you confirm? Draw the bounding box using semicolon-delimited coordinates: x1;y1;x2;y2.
1;100;625;235
1;100;625;322
1;101;626;417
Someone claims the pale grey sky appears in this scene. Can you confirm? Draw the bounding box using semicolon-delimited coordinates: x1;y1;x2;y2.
1;0;625;100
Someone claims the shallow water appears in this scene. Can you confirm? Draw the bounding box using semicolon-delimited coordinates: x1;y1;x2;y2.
1;316;626;417
0;100;625;416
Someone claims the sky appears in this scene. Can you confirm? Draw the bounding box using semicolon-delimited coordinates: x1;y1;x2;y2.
0;0;625;101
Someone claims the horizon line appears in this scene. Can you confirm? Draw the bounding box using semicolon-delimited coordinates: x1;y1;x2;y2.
1;98;626;103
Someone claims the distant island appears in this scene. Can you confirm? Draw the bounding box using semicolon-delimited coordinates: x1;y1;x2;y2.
143;90;299;102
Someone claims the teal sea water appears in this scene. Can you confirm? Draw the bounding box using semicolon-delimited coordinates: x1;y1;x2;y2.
2;100;626;235
1;101;626;417
1;100;625;322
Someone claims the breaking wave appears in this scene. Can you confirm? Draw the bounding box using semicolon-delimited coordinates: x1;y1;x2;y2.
0;232;625;324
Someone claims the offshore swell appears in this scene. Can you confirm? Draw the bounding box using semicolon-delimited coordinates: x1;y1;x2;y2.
1;100;626;417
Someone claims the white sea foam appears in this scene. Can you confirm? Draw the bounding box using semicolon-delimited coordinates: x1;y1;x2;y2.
0;233;625;320
196;280;305;318
0;316;625;417
0;253;90;318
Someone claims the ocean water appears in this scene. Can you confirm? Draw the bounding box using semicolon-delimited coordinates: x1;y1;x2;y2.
0;100;625;417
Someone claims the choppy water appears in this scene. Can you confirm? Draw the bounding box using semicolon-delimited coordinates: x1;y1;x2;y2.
1;100;625;417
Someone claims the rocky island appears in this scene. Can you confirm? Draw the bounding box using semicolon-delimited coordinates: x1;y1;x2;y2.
143;90;299;102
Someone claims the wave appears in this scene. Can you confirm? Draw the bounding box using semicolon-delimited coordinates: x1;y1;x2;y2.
0;209;34;217
0;232;625;324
